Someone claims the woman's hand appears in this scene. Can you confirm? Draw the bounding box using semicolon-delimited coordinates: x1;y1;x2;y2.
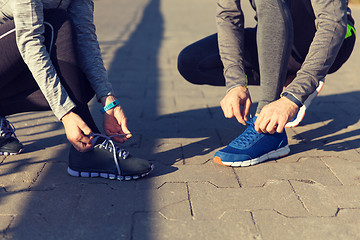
61;111;94;152
101;96;132;143
220;86;252;125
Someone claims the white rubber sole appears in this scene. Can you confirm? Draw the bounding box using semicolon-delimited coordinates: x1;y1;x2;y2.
67;164;154;181
0;148;24;156
220;145;290;167
285;79;325;128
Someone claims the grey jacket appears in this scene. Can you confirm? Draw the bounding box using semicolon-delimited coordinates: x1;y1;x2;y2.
0;0;114;120
216;0;349;105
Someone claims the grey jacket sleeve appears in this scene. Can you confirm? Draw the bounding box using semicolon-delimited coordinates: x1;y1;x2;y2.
67;0;115;101
282;0;348;104
216;0;247;91
13;0;76;120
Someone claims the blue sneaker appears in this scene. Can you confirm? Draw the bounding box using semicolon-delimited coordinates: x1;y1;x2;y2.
214;117;290;167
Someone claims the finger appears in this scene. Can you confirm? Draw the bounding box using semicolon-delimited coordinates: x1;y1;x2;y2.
276;122;285;133
112;136;126;143
242;99;252;122
254;114;264;133
232;103;245;125
82;144;93;152
79;122;92;136
76;141;92;152
220;101;230;118
276;118;287;133
266;120;278;134
119;119;132;139
257;115;270;133
260;118;271;133
78;133;92;145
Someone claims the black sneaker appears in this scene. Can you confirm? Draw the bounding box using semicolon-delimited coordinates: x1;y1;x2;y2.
67;134;153;181
0;117;24;155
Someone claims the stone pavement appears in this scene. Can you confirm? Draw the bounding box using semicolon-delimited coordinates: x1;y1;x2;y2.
1;0;360;239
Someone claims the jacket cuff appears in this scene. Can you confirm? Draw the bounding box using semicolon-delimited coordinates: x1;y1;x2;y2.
224;64;247;90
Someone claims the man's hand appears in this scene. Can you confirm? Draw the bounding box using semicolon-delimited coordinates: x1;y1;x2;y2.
101;95;132;143
254;97;299;134
220;86;252;125
61;111;94;152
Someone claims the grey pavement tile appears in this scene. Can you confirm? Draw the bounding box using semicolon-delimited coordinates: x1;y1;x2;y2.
327;185;360;209
322;157;360;185
253;209;360;240
0;184;81;215
132;210;260;240
189;181;309;220
290;181;360;212
6;213;133;240
234;157;342;187
134;183;191;220
0;215;14;233
289;180;339;217
0;160;46;192
138;161;240;189
1;183;135;239
147;140;184;165
142;135;221;166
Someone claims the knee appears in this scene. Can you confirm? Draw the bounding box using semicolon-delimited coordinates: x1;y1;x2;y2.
177;46;199;84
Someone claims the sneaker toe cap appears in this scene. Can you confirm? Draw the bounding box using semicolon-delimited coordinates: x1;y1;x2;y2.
120;155;153;176
0;137;23;153
214;148;251;164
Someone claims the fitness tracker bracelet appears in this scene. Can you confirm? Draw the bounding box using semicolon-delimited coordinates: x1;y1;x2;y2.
100;99;120;114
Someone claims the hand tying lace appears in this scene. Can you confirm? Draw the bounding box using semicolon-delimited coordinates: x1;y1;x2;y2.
89;132;132;180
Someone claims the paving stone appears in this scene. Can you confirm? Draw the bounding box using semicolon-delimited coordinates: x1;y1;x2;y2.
289;180;339;216
138;161;239;189
134;182;191;220
189;181;309;219
234;157;342;187
253;209;360;240
0;161;46;192
322;157;360;185
327;185;360;209
132;210;260;240
0;215;13;232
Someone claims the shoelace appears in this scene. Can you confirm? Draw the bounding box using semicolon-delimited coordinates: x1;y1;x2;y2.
231;120;260;148
89;132;131;180
0;117;16;139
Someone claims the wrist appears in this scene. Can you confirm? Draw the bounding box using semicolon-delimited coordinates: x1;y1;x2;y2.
61;111;73;122
281;95;300;110
100;98;120;114
281;92;302;108
100;95;117;107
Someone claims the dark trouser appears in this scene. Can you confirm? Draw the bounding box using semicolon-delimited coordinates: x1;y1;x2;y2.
0;9;99;133
177;30;355;89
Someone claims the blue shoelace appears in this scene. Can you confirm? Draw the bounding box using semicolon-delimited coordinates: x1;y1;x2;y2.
230;120;262;149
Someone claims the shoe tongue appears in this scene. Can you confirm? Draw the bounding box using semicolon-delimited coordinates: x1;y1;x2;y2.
94;136;107;145
245;116;257;125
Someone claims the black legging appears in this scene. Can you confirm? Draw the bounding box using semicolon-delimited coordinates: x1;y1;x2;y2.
0;9;99;133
